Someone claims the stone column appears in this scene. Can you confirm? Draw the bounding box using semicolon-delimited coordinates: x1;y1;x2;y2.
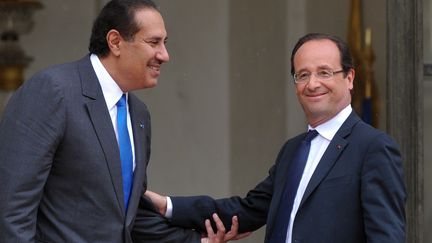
387;0;423;242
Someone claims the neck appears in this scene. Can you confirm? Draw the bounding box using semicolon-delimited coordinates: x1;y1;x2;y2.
99;55;128;92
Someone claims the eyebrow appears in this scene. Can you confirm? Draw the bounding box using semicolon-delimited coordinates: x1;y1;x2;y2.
316;65;334;70
144;36;168;42
297;65;335;72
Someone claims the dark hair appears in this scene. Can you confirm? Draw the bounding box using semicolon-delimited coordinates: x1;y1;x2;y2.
88;0;158;57
290;33;354;76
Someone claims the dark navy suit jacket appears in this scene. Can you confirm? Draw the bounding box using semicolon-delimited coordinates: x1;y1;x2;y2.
171;112;406;243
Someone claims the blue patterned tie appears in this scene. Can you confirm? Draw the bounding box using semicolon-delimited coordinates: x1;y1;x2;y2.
117;94;133;212
269;129;319;242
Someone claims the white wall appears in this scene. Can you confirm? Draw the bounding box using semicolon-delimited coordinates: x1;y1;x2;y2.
142;0;231;197
286;0;308;138
21;0;95;76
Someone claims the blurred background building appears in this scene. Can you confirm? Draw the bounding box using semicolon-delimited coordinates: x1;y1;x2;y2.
0;0;427;242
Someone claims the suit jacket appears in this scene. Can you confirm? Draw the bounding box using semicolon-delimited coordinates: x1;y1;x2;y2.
170;112;406;243
131;196;201;243
0;55;152;242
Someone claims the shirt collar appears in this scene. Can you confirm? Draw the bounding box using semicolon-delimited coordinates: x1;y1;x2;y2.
90;53;126;110
308;105;352;141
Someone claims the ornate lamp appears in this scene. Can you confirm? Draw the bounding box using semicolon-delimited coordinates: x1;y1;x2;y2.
0;0;43;91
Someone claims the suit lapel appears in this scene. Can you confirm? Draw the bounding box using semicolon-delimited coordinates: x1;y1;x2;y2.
272;137;303;205
125;94;150;225
299;112;360;207
78;56;124;214
299;135;347;205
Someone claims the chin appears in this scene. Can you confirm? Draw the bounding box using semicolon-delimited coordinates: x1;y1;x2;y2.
142;79;158;89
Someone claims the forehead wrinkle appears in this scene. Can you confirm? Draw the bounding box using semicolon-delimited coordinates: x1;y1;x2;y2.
298;64;339;73
294;39;341;70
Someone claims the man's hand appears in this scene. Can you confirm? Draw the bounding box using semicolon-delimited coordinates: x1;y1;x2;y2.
144;190;167;215
201;213;252;243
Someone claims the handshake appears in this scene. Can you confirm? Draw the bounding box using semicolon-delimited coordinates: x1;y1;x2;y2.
141;190;252;243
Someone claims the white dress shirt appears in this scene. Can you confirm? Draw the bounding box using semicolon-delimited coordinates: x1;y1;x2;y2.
90;54;136;170
285;105;352;243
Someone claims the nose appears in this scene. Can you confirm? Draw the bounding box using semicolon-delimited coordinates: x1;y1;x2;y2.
156;44;170;63
306;74;321;89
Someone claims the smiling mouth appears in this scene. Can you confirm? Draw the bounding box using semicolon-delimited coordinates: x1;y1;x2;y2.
148;65;160;71
306;92;328;100
308;92;325;97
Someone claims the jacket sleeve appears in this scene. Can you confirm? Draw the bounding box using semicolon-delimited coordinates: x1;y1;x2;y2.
0;73;65;242
361;133;406;243
170;163;277;234
132;195;201;243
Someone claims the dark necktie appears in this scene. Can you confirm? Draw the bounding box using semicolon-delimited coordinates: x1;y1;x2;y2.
117;94;133;212
268;129;319;243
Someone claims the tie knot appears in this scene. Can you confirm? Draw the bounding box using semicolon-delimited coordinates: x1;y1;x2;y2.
304;129;318;142
117;94;127;107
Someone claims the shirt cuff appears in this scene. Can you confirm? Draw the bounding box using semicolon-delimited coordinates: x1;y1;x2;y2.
166;196;173;218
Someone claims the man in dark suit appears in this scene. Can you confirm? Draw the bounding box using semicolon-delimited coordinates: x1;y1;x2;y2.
0;0;202;242
145;33;407;243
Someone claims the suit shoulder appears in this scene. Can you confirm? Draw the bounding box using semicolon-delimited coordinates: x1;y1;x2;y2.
350;121;399;148
24;58;85;88
282;132;306;147
129;93;150;111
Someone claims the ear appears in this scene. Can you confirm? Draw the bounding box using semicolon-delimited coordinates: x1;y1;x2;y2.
347;68;355;90
106;29;122;56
